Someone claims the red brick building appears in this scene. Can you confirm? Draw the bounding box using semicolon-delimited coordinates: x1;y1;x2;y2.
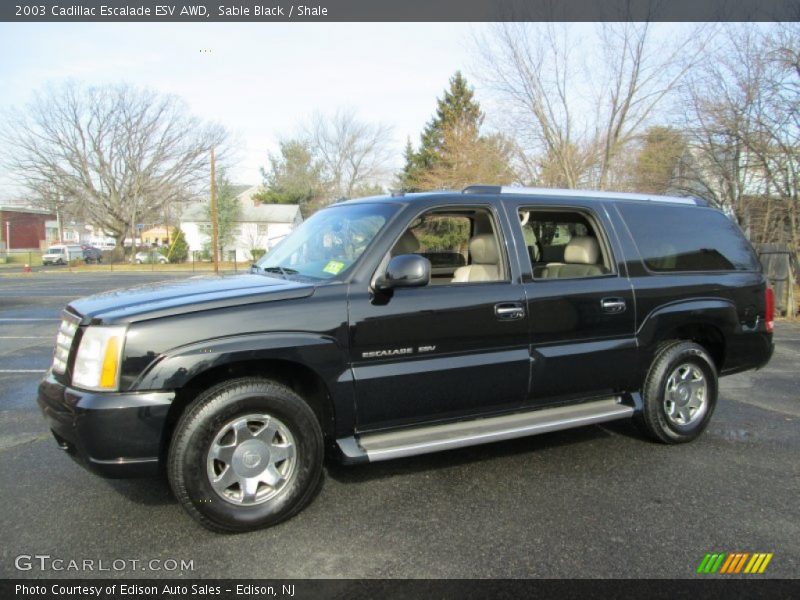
0;206;57;250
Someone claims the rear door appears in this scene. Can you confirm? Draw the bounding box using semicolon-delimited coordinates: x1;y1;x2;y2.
508;201;638;404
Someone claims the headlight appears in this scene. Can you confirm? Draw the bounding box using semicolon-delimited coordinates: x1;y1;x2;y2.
72;326;126;391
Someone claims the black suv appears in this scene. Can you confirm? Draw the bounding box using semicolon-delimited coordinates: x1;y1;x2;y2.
38;186;774;532
81;245;103;264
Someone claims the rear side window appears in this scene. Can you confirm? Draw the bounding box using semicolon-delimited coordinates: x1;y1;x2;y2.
619;204;760;272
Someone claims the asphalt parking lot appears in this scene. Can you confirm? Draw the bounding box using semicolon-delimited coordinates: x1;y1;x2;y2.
0;272;798;579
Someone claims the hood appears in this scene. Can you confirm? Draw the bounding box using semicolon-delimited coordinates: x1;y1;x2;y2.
68;274;315;324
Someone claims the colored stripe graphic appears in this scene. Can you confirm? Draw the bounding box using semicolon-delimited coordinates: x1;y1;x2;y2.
703;552;774;574
719;553;735;573
758;553;773;573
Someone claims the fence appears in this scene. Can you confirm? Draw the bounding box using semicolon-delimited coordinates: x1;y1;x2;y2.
757;243;797;318
0;247;256;274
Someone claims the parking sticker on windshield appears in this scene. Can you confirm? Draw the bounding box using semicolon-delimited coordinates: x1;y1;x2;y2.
323;260;346;275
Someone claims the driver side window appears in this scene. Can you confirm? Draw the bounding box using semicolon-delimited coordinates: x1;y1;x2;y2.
388;208;507;284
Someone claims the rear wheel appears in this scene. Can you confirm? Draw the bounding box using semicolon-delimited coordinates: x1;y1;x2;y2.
636;341;718;444
168;377;323;533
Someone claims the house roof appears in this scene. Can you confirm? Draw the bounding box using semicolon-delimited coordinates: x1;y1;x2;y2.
180;185;302;224
0;205;56;216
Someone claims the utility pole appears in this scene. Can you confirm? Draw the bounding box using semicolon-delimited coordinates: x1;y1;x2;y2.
210;147;219;274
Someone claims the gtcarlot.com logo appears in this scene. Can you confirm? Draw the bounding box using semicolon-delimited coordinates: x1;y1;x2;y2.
14;554;194;572
697;552;773;574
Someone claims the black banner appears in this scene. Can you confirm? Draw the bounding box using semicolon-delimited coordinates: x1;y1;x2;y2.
4;579;800;600
2;0;799;23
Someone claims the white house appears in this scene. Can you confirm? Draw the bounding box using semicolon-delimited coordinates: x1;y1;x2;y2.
181;185;303;260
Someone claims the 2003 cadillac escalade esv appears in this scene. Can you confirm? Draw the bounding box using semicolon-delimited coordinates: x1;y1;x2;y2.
38;186;775;532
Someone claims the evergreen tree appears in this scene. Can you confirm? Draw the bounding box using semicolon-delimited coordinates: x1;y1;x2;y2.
400;71;487;191
253;139;327;216
204;169;240;257
166;227;189;263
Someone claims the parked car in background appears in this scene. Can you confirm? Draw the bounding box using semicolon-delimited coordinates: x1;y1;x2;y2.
81;246;103;264
134;250;169;264
42;244;83;265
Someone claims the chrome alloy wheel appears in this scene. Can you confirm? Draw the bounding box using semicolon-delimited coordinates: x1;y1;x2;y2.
663;363;708;427
206;414;296;506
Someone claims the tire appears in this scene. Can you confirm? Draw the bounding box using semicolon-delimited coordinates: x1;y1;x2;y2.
168;377;323;533
636;340;718;444
135;259;143;264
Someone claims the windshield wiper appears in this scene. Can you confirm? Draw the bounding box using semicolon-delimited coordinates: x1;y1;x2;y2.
261;266;298;279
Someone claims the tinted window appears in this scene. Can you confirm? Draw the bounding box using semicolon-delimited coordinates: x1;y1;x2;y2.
619;204;759;272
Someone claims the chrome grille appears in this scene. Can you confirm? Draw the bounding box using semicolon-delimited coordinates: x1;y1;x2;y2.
53;310;80;374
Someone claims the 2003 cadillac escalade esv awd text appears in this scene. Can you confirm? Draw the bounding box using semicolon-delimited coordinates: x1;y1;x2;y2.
38;186;775;532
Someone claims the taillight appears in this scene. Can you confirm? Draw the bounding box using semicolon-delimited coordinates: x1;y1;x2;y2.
765;287;774;333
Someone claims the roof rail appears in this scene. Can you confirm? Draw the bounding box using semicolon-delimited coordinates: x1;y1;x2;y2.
461;184;703;206
499;186;702;205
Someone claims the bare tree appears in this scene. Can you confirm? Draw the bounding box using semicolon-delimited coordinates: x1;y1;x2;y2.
474;22;704;189
0;81;227;251
753;23;800;249
675;23;799;248
304;109;393;201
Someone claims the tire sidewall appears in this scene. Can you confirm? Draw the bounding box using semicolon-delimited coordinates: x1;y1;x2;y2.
169;381;323;532
646;343;718;443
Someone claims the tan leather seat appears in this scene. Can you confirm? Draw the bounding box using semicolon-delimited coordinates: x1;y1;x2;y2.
541;236;604;278
452;234;501;283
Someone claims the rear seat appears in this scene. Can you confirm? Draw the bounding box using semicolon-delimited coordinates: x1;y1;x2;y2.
539;236;605;278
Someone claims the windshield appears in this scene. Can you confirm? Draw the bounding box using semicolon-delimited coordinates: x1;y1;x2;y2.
46;247;64;254
255;203;397;280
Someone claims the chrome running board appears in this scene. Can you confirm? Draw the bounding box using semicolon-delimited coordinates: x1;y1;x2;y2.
337;397;633;463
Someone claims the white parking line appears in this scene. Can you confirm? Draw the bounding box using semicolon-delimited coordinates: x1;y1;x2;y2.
0;318;59;321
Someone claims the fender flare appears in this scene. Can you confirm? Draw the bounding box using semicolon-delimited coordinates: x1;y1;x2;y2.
636;297;738;352
130;333;353;432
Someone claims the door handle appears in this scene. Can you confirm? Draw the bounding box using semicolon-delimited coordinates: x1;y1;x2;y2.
495;302;525;321
600;297;627;314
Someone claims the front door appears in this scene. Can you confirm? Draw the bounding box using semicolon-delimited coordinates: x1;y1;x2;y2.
349;206;530;431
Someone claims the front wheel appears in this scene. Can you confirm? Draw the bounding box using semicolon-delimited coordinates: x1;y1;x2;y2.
636;341;718;444
168;377;323;532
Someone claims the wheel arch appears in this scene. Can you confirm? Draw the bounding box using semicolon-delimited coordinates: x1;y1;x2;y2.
637;298;737;375
160;357;336;462
139;332;350;463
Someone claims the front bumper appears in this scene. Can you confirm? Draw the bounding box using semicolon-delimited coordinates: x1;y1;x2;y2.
37;372;174;478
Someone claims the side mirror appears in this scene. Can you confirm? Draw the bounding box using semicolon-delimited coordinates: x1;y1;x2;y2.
376;254;430;291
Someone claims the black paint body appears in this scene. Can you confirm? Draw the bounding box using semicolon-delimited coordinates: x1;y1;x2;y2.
37;192;774;477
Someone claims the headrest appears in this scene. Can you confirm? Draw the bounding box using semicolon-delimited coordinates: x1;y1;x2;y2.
469;234;500;265
393;230;420;255
564;236;600;265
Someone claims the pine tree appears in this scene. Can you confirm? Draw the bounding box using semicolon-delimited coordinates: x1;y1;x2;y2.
166;227;189;263
400;71;486;191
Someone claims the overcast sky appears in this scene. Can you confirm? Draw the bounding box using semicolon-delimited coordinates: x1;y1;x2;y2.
0;22;491;198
